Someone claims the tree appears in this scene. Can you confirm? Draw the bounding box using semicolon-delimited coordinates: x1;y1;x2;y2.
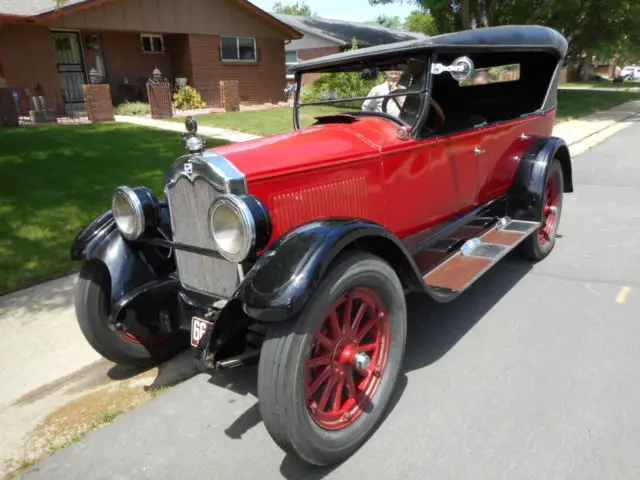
54;0;69;8
272;1;315;16
368;14;403;30
403;10;438;36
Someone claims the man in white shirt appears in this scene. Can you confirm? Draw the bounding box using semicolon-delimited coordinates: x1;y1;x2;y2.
361;70;406;117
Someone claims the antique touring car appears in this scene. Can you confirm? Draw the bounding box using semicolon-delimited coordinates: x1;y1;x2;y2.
71;25;573;465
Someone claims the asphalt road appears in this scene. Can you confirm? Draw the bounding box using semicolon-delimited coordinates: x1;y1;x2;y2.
24;120;640;480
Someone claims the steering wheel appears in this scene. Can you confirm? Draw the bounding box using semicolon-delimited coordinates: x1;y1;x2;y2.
381;94;445;131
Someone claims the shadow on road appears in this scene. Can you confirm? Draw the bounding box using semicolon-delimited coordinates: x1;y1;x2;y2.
202;252;534;478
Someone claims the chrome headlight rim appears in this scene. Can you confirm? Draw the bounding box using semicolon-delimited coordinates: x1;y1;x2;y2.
112;186;159;241
208;194;256;263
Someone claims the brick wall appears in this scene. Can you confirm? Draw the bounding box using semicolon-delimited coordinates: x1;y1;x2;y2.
188;35;286;106
0;24;62;112
296;46;343;86
84;84;114;122
100;31;173;105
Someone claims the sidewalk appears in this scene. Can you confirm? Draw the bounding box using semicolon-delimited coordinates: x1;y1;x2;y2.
552;99;640;155
114;115;261;143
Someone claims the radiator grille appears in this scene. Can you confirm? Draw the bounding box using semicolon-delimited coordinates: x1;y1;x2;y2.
166;176;239;297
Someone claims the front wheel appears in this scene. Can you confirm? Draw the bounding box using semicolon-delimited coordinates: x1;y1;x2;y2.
74;260;187;368
257;251;407;466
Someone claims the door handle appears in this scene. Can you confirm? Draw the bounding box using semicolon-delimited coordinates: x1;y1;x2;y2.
474;147;486;156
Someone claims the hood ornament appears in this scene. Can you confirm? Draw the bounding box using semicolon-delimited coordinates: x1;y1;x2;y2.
181;116;205;153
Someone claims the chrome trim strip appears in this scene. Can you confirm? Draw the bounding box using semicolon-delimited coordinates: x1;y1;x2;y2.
165;151;248;195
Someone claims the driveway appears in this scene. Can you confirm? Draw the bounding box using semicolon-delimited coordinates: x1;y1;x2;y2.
22;118;640;479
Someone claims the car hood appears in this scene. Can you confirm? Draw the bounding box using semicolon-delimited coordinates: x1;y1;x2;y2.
208;121;387;181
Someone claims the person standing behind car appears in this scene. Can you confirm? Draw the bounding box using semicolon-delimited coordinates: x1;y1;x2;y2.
361;70;406;117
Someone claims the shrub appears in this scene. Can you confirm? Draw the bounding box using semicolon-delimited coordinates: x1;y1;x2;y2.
172;85;206;110
114;101;151;116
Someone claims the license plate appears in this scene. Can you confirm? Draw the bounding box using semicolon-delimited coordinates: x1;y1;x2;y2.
191;317;213;347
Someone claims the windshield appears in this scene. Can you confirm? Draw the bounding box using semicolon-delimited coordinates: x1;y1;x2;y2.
295;57;428;129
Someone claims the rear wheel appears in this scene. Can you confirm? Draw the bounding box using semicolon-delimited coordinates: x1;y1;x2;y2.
520;158;564;261
257;251;407;466
74;260;187;368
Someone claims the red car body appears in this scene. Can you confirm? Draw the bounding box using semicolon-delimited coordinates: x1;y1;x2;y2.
71;25;573;467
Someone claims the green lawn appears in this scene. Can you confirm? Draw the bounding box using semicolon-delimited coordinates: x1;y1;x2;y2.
563;80;640;90
0;123;229;294
177;90;640;137
555;89;640;122
173;105;351;137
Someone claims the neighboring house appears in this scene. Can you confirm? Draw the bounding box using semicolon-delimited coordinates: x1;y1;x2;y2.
0;0;302;115
272;13;426;84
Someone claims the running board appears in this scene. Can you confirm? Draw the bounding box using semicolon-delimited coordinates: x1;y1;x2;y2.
423;217;539;292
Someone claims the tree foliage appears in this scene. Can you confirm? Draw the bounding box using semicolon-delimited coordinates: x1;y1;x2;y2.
369;0;640;63
403;10;438;36
272;1;315;16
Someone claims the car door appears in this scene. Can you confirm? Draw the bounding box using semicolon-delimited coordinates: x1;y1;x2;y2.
381;132;480;240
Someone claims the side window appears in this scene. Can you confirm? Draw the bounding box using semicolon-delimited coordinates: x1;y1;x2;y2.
458;64;520;87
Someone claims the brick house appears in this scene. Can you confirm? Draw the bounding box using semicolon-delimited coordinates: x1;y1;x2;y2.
272;14;426;85
0;0;302;116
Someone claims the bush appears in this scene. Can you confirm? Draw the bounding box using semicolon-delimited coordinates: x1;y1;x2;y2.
172;85;206;110
114;101;151;116
300;39;383;108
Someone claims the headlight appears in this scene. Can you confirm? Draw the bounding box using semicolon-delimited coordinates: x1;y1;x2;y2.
112;186;160;240
208;194;271;262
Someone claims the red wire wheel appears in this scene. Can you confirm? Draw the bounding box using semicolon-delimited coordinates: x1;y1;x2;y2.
305;287;390;430
257;252;407;466
539;171;560;244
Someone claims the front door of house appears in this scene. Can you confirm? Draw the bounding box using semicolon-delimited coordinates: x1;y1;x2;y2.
51;31;86;113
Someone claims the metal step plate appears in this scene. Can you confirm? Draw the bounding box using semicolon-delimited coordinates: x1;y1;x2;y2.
423;217;540;292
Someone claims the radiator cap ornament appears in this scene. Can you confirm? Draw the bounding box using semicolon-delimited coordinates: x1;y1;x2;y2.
182;116;204;153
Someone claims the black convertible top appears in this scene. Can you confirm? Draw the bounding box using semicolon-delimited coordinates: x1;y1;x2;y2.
289;25;568;73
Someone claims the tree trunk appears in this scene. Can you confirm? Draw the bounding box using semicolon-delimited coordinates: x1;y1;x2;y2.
580;52;593;81
460;0;471;30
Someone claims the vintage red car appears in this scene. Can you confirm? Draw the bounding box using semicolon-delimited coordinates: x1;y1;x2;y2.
71;25;573;466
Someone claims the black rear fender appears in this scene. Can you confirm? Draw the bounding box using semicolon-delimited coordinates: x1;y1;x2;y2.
508;136;573;221
237;219;425;323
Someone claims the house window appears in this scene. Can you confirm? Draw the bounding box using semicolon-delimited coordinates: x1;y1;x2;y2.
285;50;298;64
141;34;164;53
221;37;257;61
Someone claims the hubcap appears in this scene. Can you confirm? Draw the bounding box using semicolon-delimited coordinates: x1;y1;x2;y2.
305;287;390;430
540;173;559;244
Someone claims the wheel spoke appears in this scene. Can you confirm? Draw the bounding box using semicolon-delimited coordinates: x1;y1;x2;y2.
307;354;331;369
332;377;345;412
316;331;335;350
318;376;337;411
308;366;331;398
345;368;357;399
357;317;377;342
358;342;376;353
351;302;368;335
329;311;341;340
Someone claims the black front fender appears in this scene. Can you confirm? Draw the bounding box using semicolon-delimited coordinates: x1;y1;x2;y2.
237;219;425;323
70;209;176;314
508;136;573;221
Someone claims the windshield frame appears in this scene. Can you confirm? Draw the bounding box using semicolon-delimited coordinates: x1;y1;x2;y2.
292;53;433;136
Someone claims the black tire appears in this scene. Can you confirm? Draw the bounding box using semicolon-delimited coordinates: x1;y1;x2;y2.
520;158;564;261
74;260;187;368
257;251;407;466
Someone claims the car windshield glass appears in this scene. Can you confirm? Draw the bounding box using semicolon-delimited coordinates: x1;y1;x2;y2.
295;57;428;129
